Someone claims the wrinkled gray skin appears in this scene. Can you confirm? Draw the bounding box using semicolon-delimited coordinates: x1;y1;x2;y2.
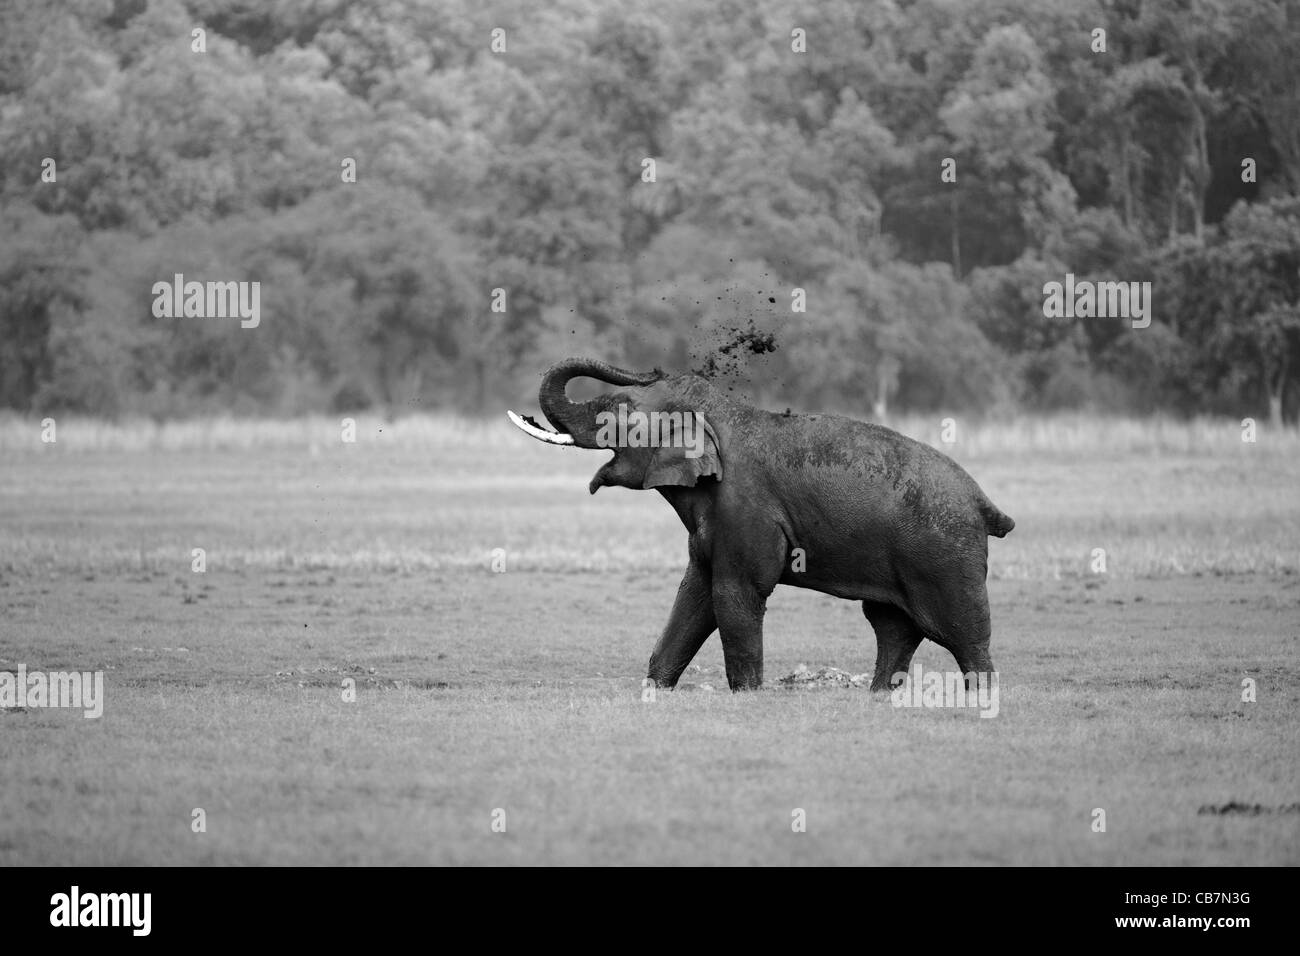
511;358;1015;693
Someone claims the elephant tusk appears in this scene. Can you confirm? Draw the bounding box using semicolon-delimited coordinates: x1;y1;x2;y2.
507;409;575;445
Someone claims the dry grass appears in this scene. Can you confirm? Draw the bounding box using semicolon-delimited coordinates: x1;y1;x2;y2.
2;415;1296;580
2;410;1296;458
2;570;1297;866
1;427;1297;865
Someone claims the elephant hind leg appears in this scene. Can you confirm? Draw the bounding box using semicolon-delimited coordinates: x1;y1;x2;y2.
911;575;995;686
862;601;924;692
951;637;994;679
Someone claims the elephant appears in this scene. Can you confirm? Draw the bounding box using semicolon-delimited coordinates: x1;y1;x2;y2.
508;357;1015;693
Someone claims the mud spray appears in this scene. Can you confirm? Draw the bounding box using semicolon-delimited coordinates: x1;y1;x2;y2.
690;318;778;384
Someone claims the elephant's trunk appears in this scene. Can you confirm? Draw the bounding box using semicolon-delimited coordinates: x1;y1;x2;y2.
538;358;663;448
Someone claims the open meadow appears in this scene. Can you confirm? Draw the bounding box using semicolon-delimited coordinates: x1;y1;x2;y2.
1;414;1298;865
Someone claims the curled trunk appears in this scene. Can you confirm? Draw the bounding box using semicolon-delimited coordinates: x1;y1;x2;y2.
539;358;663;447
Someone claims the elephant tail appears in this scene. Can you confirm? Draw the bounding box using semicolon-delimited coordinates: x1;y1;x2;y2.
981;500;1015;538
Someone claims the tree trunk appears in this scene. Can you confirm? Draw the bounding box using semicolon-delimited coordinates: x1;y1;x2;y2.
1168;169;1182;241
473;358;486;411
950;190;961;278
1268;356;1288;429
1191;110;1208;242
1184;67;1211;244
1119;133;1133;227
873;354;900;422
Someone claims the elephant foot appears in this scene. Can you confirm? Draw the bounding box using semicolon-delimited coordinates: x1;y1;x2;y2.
725;665;763;692
869;671;908;693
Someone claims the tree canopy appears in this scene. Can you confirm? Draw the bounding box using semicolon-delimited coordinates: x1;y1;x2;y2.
1;0;1298;423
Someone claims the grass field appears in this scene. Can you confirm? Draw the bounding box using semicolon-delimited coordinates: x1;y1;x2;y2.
1;413;1298;865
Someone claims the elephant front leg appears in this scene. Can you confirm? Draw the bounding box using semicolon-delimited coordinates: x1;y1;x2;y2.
646;559;717;689
712;578;767;691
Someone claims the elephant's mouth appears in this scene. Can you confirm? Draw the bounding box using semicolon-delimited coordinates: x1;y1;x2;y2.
506;409;575;446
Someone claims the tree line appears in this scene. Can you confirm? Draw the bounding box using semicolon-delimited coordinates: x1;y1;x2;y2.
1;0;1298;424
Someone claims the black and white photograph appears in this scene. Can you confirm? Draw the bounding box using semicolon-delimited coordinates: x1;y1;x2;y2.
1;0;1297;899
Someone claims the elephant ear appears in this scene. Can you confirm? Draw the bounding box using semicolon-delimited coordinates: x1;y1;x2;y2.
641;413;723;489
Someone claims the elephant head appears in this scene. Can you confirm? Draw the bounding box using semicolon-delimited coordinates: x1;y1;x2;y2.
508;358;723;495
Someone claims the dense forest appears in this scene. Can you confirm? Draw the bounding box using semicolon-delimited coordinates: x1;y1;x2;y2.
1;0;1298;423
